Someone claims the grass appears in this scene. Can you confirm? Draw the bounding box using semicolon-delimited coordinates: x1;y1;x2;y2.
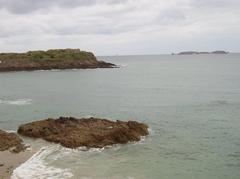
0;49;97;62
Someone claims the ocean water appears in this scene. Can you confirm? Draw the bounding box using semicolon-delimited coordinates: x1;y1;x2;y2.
0;54;240;179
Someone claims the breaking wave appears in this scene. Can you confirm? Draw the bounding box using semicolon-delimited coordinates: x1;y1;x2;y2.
11;146;73;179
119;64;128;67
11;133;149;179
0;99;32;105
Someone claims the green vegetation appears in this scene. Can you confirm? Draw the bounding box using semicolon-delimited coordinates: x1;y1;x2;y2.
0;49;97;62
0;48;114;71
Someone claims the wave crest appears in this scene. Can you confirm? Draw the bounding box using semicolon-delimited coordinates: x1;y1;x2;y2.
0;99;32;105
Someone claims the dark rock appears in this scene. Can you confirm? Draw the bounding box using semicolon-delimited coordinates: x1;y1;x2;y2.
18;117;149;148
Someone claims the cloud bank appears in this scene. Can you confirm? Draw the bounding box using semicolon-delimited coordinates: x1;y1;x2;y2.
0;0;239;55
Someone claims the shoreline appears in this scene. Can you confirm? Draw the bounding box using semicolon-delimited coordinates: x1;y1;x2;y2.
0;62;116;73
0;149;37;179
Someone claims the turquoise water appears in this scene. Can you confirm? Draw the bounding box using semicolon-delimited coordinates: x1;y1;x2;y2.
0;54;240;178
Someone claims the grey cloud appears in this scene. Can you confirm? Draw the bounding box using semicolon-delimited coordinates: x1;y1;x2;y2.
47;17;146;36
0;0;239;55
0;0;129;14
190;0;240;8
156;8;186;25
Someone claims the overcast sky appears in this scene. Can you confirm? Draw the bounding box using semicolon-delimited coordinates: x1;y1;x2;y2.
0;0;239;55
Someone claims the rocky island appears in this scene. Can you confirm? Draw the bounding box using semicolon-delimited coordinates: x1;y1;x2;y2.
176;50;229;55
18;117;149;148
0;49;116;72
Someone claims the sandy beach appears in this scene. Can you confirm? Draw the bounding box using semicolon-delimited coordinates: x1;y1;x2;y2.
0;149;36;179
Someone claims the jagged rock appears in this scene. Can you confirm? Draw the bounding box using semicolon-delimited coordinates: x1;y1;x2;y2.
0;130;26;153
18;117;149;148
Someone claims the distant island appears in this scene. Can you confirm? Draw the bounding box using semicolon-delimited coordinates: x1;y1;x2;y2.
173;51;229;55
0;49;116;72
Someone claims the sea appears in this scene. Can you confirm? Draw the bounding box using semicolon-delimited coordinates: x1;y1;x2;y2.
0;54;240;179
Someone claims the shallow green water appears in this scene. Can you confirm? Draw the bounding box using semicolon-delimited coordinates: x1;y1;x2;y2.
1;54;240;179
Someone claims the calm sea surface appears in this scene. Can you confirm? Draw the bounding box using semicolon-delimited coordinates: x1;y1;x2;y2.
0;54;240;179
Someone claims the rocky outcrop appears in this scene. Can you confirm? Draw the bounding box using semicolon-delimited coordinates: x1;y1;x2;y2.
0;49;116;72
18;117;149;148
0;130;26;153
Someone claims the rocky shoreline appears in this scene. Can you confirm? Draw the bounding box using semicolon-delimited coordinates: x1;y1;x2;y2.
0;130;26;153
0;130;32;179
0;49;116;72
0;117;149;178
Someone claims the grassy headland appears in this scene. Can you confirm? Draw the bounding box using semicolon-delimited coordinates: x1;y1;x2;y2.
0;49;115;72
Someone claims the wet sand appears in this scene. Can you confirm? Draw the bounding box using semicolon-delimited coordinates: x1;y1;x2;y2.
0;150;36;179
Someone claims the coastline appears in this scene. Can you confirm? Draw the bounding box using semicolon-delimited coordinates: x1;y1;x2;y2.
0;61;116;73
0;149;37;179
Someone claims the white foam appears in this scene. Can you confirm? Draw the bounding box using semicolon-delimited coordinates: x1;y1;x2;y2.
6;130;17;133
59;146;106;153
148;128;154;135
88;147;105;153
50;69;60;72
81;115;94;118
35;69;60;72
0;99;32;105
11;147;73;179
119;64;128;67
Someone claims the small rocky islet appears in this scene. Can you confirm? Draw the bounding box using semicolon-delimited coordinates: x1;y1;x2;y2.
0;48;116;72
17;117;149;148
175;50;229;55
1;117;149;151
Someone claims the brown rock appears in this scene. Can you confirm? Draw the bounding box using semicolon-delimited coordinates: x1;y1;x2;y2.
0;130;26;153
10;144;27;153
18;117;149;148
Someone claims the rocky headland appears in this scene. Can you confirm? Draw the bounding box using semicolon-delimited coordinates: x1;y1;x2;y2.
0;49;116;72
18;117;149;148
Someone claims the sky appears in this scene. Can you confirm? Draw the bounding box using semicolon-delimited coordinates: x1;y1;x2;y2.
0;0;239;55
